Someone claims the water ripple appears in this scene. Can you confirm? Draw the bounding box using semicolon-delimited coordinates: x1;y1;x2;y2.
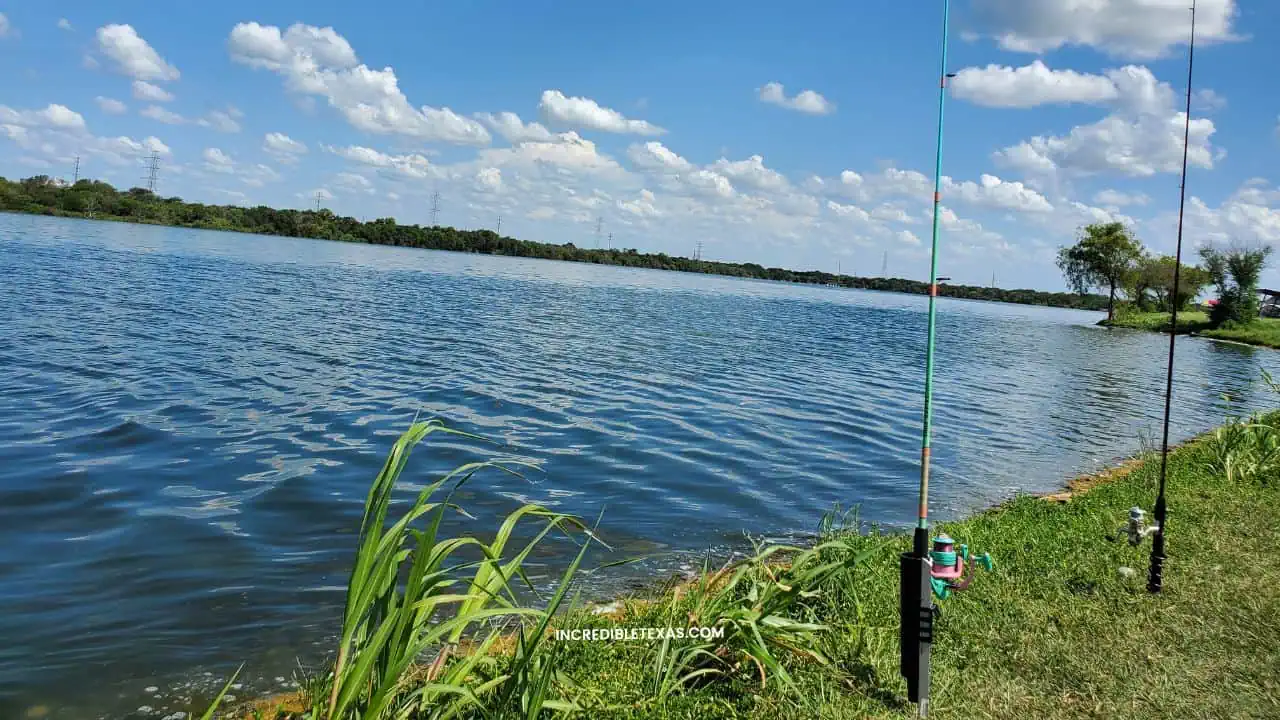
2;213;1279;718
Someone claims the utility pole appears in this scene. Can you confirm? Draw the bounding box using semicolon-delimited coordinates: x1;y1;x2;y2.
72;156;80;184
430;190;441;226
142;152;160;193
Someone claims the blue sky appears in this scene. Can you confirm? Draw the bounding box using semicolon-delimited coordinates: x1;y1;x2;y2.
1;0;1278;291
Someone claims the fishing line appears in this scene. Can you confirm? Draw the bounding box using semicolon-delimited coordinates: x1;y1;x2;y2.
1149;0;1198;594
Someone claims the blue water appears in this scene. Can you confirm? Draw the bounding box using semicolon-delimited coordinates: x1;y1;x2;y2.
2;213;1277;719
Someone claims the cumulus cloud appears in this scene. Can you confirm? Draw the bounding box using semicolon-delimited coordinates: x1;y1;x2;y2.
324;143;433;179
475;111;555;144
944;174;1054;213
263;132;308;160
970;0;1240;59
627;141;693;173
141;105;185;124
203;147;235;172
757;82;835;115
196;109;242;133
1094;189;1150;207
0;104;87;132
538;90;665;136
132;80;174;103
0;13;12;39
228;22;490;145
709;155;788;192
95;97;128;115
951;61;1119;108
475;167;502;192
96;24;180;81
995;111;1218;179
57;18;73;32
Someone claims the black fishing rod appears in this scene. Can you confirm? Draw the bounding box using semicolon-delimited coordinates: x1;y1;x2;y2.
1148;0;1198;594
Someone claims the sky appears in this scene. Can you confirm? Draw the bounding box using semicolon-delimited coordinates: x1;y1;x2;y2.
1;0;1278;291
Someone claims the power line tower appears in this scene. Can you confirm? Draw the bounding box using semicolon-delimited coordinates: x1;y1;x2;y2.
607;232;613;249
314;191;323;212
695;240;703;261
496;215;502;235
991;270;996;289
594;216;602;248
881;250;888;278
142;152;160;193
430;191;441;226
72;155;80;184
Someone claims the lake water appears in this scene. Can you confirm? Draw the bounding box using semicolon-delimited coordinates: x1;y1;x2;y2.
2;213;1278;719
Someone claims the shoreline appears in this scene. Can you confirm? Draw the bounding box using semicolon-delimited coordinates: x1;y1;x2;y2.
1099;311;1280;350
225;427;1234;720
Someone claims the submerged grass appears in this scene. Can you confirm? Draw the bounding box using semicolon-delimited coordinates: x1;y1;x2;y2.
218;406;1280;719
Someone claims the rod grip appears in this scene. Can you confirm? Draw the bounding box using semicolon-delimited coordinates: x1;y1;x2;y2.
900;553;934;703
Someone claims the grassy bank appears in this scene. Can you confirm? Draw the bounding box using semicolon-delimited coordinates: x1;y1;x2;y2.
1100;310;1280;349
213;409;1280;720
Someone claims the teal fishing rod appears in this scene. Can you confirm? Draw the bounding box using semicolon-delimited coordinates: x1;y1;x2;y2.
900;0;952;714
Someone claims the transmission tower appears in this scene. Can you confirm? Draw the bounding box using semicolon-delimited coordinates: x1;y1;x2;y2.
594;216;603;248
607;232;613;249
881;250;888;278
430;191;441;226
695;240;703;261
496;215;502;234
314;191;323;212
72;155;80;184
142;152;160;193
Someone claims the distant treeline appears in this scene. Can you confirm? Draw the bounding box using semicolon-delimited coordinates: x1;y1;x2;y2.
1;175;1109;311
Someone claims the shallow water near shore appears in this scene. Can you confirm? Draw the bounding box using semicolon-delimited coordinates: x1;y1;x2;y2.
3;213;1278;719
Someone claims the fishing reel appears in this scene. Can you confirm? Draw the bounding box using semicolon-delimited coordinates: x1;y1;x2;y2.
1109;507;1159;547
928;534;994;601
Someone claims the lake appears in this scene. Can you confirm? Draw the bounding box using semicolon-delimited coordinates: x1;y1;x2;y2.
2;213;1277;719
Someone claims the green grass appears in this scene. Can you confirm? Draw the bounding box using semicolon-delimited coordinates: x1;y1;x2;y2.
221;407;1280;719
1102;310;1280;349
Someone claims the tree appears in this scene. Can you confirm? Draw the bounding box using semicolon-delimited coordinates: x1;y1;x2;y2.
1057;222;1145;321
1129;255;1212;313
1200;244;1274;325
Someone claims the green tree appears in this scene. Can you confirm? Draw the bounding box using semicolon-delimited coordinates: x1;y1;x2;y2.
1128;255;1212;313
1057;222;1145;321
1201;244;1274;326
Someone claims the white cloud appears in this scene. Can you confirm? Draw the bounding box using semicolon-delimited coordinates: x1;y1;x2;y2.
757;82;835;115
896;229;922;246
141;105;185;125
203;147;235;172
827;200;873;223
0;13;12;39
870;205;918;224
996;111;1217;179
709;155;787;192
627;141;693;173
951;61;1119;108
618;189;661;218
473;131;625;177
95;97;128;115
970;0;1240;59
334;171;374;193
228;22;489;146
1094;189;1150;207
538;90;665;136
682;169;735;199
475;111;555;144
1193;89;1227;113
263;132;307;160
57;18;73;32
96;24;180;82
0;104;87;132
196;110;242;133
944;174;1054;213
476;167;502;192
132;80;174;103
324;143;433;179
